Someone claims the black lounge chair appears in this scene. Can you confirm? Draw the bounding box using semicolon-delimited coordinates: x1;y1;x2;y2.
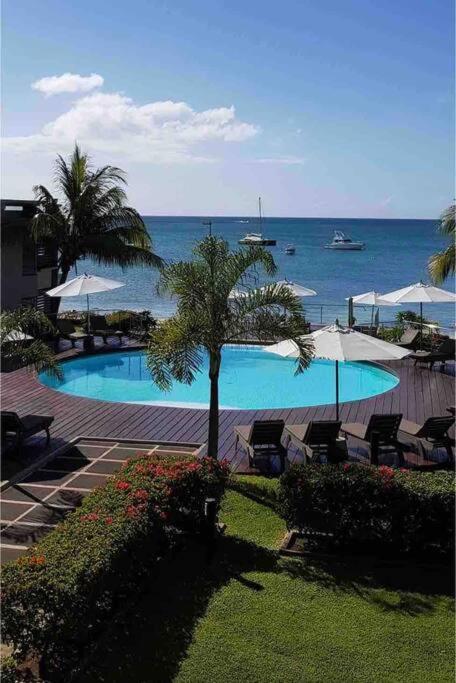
56;319;88;348
284;420;343;464
341;413;403;465
1;411;54;451
399;416;455;463
396;328;420;350
409;337;455;370
447;406;455;416
90;315;124;344
234;420;287;472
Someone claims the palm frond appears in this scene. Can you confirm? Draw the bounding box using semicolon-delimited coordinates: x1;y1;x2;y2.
428;243;455;284
1;308;61;377
147;316;203;390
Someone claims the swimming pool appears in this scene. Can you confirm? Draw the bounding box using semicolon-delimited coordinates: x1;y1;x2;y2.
39;346;399;410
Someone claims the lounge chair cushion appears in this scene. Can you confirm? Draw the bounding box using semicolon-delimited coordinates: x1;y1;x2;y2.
398;419;422;437
341;422;368;440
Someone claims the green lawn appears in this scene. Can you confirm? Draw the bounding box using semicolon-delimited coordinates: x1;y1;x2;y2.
82;483;454;683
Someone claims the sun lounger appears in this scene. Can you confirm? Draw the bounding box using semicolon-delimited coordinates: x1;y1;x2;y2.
341;413;403;465
1;411;54;451
399;416;454;463
284;421;343;463
396;328;420;350
409;338;455;370
447;406;455;416
56;319;89;348
234;420;287;472
90;315;124;344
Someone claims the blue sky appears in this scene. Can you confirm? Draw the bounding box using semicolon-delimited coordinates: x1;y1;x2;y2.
2;0;454;217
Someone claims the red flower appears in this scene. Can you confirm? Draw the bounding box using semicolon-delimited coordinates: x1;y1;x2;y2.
116;481;131;492
133;489;149;502
126;505;140;519
378;465;395;479
343;463;351;471
80;512;100;522
105;517;113;525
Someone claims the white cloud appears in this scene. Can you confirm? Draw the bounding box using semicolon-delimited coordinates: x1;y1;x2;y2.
4;92;259;164
31;72;104;96
253;155;306;165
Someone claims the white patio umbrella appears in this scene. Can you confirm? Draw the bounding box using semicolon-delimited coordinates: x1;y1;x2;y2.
346;291;396;331
229;280;317;300
274;279;317;297
46;274;125;333
381;282;456;349
265;321;410;419
3;330;33;342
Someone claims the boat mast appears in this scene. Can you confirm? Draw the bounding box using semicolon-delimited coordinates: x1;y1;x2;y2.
258;196;263;232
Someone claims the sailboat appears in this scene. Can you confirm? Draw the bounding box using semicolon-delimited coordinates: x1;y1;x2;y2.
238;197;276;245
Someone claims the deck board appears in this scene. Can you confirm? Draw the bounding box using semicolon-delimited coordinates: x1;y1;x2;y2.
1;353;454;473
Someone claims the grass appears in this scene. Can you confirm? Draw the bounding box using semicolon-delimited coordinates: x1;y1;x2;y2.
81;481;454;683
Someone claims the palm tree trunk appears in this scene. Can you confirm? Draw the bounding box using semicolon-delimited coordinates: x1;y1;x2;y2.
207;350;221;458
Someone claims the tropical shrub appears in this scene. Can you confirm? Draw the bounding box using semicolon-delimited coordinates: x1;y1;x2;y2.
279;464;454;557
1;454;228;679
106;309;156;333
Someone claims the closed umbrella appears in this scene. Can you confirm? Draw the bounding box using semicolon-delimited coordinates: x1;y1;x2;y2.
381;282;456;349
265;321;410;419
46;274;125;335
346;291;396;332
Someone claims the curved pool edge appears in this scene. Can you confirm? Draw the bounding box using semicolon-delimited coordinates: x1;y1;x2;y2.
38;346;401;412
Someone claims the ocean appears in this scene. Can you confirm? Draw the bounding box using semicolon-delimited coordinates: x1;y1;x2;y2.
62;216;455;330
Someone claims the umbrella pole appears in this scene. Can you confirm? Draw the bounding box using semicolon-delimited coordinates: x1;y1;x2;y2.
335;360;340;420
419;302;423;351
87;294;91;334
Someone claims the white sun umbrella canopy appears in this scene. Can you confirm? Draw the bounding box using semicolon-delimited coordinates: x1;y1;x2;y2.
3;330;33;342
265;321;410;419
381;282;456;349
346;291;396;329
229;280;317;300
46;274;125;333
273;280;317;297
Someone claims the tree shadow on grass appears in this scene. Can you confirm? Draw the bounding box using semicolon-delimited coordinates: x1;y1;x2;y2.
282;553;454;616
80;528;453;683
79;535;278;683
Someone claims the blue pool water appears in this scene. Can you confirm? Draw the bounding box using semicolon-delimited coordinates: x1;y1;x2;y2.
39;346;399;410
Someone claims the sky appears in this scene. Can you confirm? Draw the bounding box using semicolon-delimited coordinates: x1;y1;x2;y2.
2;0;454;218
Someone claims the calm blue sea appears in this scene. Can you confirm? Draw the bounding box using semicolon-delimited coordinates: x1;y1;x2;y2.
63;217;455;329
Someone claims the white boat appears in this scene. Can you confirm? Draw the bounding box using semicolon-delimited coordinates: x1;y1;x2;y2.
324;230;365;250
239;232;276;246
285;244;296;254
239;197;276;245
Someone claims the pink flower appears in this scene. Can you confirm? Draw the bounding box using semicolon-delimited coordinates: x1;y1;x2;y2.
133;489;149;502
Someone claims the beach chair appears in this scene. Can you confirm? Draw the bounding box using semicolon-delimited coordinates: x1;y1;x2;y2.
341;413;403;465
90;315;124;344
396;328;420;350
56;319;89;348
399;416;455;463
234;420;287;472
409;338;455;370
284;420;343;464
1;411;54;451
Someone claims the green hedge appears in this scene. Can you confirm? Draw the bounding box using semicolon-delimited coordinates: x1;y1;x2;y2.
279;464;454;557
1;455;228;679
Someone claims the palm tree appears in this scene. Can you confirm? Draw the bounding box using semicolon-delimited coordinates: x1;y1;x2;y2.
147;236;313;457
428;204;455;284
1;307;61;378
31;144;162;311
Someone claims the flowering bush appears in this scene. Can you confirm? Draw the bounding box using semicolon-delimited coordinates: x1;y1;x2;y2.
279;464;454;557
1;454;228;680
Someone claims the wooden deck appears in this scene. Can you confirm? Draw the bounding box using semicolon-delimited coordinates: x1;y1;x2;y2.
1;342;454;473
